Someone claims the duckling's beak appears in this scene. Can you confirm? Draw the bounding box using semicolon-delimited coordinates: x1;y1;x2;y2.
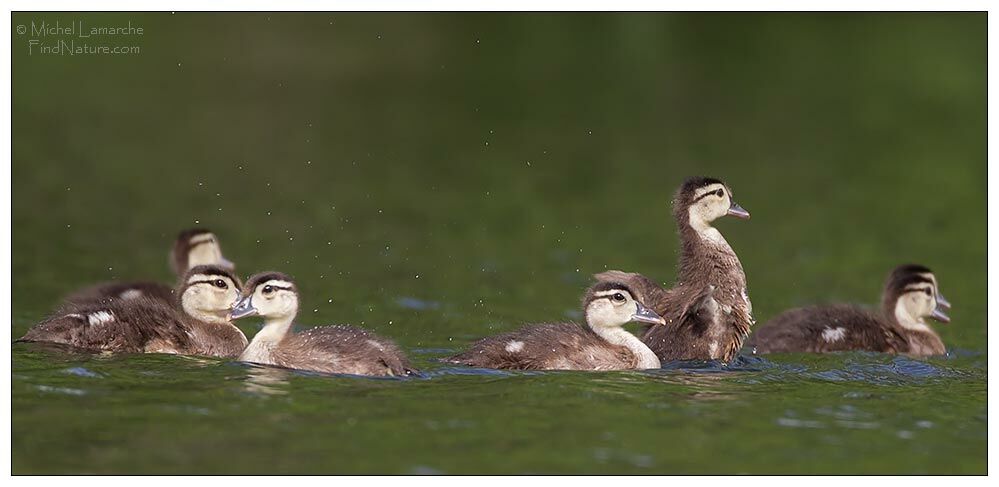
219;256;236;270
632;302;667;326
230;295;258;320
936;292;952;310
930;305;951;324
727;201;751;219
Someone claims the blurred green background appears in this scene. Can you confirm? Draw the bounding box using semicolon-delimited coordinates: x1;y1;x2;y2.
12;12;985;474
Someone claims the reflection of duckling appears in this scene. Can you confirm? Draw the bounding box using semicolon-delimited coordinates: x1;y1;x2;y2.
243;366;291;396
748;264;951;357
230;272;414;377
61;228;235;307
442;281;665;370
596;177;752;363
19;265;247;357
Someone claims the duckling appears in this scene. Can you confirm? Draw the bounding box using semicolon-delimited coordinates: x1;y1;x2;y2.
60;228;235;307
595;176;752;363
229;272;414;377
442;281;665;371
18;265;247;358
747;264;951;357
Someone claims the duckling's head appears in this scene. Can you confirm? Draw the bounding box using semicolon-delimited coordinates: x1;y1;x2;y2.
582;281;666;330
230;272;299;321
179;265;243;324
673;177;750;230
883;264;950;328
171;228;235;277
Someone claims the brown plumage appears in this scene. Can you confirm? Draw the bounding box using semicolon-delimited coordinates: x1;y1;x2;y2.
442;281;664;371
747;264;950;357
19;265;247;358
231;272;415;377
594;176;753;363
59;228;233;308
247;325;413;376
443;323;642;370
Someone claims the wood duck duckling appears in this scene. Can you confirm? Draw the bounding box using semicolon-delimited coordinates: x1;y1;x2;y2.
442;281;665;371
230;272;414;377
747;264;951;357
19;265;247;358
595;176;752;363
61;228;235;307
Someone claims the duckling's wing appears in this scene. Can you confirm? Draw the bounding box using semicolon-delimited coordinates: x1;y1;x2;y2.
637;284;716;359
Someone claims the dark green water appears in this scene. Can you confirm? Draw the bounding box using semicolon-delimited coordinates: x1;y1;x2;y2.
12;12;986;474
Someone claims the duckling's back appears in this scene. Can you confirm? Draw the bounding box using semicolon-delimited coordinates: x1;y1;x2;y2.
19;297;194;354
271;325;414;377
59;281;176;310
748;304;907;354
442;322;636;370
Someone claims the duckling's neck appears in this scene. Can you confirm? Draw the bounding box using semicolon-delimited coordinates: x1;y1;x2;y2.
677;214;741;288
590;325;661;369
687;211;729;247
892;301;933;333
241;315;295;363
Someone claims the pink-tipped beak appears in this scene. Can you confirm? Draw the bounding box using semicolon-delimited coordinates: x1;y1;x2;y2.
727;202;751;219
931;306;951;324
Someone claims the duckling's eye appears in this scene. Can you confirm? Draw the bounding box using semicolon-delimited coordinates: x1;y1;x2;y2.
611;293;626;303
213;279;228;289
715;189;725;197
262;285;274;295
923;289;933;296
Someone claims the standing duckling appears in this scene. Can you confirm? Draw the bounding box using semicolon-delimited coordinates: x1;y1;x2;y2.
442;281;665;371
596;176;752;363
19;265;247;357
61;228;235;307
230;272;414;377
747;264;952;357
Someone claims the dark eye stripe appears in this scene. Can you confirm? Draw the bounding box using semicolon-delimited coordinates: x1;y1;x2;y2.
189;279;229;287
693;189;725;202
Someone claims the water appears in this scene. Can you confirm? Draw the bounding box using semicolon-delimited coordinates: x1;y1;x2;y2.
11;12;986;474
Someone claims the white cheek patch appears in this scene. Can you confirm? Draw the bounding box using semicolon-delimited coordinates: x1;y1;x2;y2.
187;244;222;269
87;311;115;326
119;289;143;300
822;327;847;343
505;341;525;353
